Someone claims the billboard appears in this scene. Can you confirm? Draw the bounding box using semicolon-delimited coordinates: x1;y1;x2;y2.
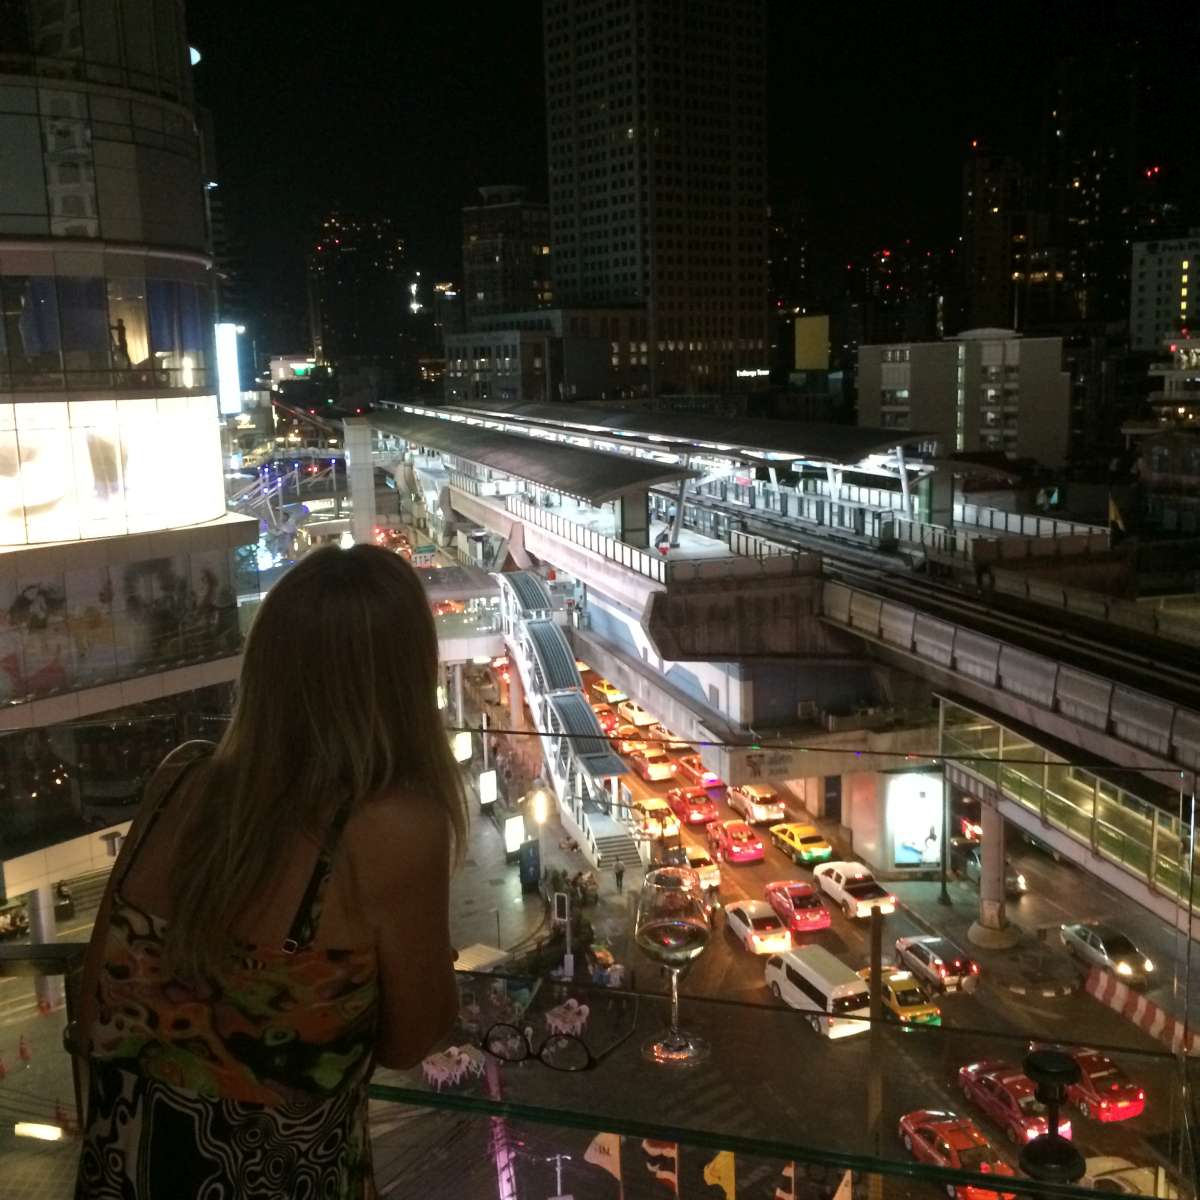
0;396;225;546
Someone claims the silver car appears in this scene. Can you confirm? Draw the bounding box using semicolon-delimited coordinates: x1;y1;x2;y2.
1060;923;1154;984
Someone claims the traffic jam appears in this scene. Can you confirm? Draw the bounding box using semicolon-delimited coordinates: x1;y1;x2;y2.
583;665;1175;1199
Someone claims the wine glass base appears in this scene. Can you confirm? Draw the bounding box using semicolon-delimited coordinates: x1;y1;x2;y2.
642;1029;710;1066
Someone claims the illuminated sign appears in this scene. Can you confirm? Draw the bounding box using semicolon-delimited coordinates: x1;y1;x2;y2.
735;368;770;378
451;731;473;763
215;323;242;415
0;397;225;546
478;769;498;806
503;814;526;854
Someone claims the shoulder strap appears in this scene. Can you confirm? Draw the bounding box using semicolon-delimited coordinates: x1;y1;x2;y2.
281;798;355;954
112;745;212;901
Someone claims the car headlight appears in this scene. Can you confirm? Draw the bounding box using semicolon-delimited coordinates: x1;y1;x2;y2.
1116;961;1133;975
1143;958;1154;972
1015;874;1027;890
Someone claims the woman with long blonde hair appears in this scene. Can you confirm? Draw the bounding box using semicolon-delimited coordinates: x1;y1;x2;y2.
74;545;467;1199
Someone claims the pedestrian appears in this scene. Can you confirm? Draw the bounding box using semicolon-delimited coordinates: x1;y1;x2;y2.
614;860;625;893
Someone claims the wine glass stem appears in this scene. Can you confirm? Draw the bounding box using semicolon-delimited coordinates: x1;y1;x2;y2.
668;967;681;1037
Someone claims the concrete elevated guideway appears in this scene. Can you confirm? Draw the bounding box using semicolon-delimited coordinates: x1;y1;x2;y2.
345;409;1200;942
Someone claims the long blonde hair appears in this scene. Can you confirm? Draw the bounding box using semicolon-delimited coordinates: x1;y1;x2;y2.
163;544;467;979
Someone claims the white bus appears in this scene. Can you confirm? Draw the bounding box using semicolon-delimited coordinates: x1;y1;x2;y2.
764;945;871;1039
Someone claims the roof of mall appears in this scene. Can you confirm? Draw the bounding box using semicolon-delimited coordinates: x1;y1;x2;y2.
370;409;697;504
441;402;934;467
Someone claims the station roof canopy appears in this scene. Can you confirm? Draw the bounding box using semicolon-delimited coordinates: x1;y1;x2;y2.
443;402;935;469
371;409;696;504
544;691;629;779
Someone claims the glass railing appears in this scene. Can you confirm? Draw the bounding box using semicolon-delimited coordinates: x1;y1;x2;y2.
5;953;1199;1200
942;709;1200;911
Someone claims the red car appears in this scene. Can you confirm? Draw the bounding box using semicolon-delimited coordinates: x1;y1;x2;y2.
666;785;721;826
676;754;722;788
764;880;831;933
591;703;618;734
898;1110;1015;1200
958;1061;1072;1144
1066;1050;1145;1122
706;819;763;864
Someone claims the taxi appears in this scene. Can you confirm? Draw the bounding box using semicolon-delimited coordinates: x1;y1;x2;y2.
591;677;627;704
631;797;681;840
769;822;833;866
855;966;942;1026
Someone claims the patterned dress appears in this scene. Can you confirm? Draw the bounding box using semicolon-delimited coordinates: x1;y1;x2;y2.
75;755;380;1199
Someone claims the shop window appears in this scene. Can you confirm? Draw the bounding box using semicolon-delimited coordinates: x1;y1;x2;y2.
57;276;111;384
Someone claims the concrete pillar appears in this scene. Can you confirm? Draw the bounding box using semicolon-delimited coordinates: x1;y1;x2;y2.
343;417;377;545
28;885;64;1010
668;477;688;547
968;802;1019;948
508;664;525;730
927;467;955;528
615;487;650;548
452;662;464;727
895;445;912;516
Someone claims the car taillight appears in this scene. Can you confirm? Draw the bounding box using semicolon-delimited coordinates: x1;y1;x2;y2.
970;962;979;974
938;965;947;978
754;842;763;850
1137;1089;1144;1100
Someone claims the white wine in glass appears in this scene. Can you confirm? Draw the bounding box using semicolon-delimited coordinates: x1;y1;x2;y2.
634;869;711;1065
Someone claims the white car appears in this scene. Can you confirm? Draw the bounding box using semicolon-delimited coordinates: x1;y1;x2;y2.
684;844;721;891
813;861;896;919
727;784;786;825
617;699;655;727
1083;1158;1178;1199
647;722;690;750
724;900;792;955
629;747;678;783
631;797;680;840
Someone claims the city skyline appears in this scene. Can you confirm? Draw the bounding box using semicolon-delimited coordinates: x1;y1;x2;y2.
186;1;1198;349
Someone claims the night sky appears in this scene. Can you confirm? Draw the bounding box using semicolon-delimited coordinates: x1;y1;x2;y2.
185;0;1197;350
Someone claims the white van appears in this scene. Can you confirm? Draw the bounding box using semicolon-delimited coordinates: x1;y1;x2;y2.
764;945;870;1039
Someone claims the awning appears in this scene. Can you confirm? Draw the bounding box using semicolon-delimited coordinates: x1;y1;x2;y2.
545;691;628;779
495;570;553;615
524;620;581;693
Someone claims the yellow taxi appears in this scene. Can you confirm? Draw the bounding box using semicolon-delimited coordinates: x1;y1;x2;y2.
769;822;833;865
590;677;627;704
855;967;942;1026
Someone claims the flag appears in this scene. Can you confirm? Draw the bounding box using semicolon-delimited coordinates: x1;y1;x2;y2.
642;1139;679;1195
703;1149;736;1199
586;1132;624;1192
773;1161;795;1200
1108;494;1125;532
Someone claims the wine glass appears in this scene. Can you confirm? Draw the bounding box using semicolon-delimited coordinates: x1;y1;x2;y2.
634;868;711;1065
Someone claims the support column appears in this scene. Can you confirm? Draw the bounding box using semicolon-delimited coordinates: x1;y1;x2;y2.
968;802;1019;948
508;665;525;731
28;885;64;1011
343;417;377;545
668;478;688;547
615;487;650;548
452;662;464;728
895;445;912;516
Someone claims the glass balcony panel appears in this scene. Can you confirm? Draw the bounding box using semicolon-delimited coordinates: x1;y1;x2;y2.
1045;763;1093;840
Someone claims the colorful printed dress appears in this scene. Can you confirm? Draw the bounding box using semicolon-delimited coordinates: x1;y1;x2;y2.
75;755;380;1199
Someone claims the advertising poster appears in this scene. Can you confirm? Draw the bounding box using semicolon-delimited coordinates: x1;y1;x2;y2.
64;563;117;687
9;573;72;699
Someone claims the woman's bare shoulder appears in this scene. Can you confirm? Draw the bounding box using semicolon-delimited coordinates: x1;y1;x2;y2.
341;788;451;884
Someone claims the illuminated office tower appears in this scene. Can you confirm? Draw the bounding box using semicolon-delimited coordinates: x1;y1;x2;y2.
0;1;254;962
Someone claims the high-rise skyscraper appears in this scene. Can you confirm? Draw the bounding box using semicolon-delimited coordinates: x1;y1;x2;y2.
542;0;768;395
307;211;409;368
462;186;553;326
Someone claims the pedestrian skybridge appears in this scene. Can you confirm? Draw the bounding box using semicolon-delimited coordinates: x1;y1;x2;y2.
543;691;628;780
